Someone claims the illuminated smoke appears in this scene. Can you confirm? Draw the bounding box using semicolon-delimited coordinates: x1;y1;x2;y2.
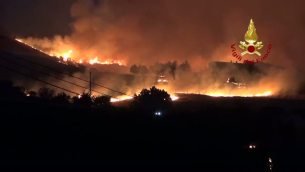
13;0;305;97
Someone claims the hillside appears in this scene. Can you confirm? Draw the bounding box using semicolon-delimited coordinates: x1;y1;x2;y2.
0;35;85;74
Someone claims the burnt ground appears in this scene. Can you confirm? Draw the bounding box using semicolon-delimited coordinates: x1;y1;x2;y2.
1;95;305;171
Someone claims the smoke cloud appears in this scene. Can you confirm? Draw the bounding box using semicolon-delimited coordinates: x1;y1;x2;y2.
19;0;305;67
12;0;305;95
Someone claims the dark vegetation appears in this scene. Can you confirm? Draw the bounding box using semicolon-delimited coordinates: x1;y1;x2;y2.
0;80;112;109
133;86;172;112
1;80;305;171
130;60;191;79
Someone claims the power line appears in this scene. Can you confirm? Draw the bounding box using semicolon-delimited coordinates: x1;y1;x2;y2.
0;64;80;95
0;56;113;97
2;52;129;96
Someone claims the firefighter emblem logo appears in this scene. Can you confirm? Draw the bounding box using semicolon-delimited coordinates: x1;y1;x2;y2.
239;19;263;56
231;19;272;64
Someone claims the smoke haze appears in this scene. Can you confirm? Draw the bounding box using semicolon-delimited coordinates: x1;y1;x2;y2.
14;0;304;68
2;0;305;95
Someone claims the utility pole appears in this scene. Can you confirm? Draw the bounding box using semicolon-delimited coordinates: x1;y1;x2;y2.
89;71;92;96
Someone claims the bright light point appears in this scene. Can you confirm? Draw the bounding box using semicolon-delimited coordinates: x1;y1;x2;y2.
78;95;82;99
62;50;73;61
15;39;23;43
268;157;273;170
170;95;179;101
249;144;256;149
154;111;162;116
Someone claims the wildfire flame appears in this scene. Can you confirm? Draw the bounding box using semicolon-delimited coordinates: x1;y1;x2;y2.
110;96;134;103
62;50;73;61
205;90;273;97
15;38;126;66
177;88;274;98
15;38;276;100
89;57;124;66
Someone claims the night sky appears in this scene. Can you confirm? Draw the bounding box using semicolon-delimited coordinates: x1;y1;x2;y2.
0;0;75;37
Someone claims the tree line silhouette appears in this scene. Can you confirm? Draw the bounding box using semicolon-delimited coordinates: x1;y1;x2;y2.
130;60;191;80
0;80;172;112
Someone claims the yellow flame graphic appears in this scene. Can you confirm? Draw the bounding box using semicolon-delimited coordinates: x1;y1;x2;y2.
245;19;258;43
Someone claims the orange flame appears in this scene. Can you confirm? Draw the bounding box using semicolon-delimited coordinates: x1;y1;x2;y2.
15;38;126;66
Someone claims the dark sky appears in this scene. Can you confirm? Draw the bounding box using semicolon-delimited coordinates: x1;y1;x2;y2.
0;0;76;37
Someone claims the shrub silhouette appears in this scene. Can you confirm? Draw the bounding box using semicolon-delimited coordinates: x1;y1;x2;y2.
133;86;172;112
38;87;55;101
73;93;93;107
0;80;24;100
93;95;111;108
52;92;71;105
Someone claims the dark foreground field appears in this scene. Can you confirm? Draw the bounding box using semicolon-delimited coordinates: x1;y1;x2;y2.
1;95;305;171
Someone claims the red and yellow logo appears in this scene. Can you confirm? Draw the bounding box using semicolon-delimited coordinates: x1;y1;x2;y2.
231;19;272;64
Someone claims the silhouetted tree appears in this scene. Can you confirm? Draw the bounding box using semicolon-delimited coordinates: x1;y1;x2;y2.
168;61;177;79
150;61;177;79
0;80;24;100
72;96;79;105
73;93;93;107
133;86;172;113
130;64;139;74
178;60;191;72
130;64;149;75
52;92;71;104
139;65;149;74
38;87;55;101
93;95;111;108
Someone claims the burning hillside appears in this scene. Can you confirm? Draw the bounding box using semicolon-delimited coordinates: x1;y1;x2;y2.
4;37;285;100
2;0;304;99
15;38;126;66
3;1;305;171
